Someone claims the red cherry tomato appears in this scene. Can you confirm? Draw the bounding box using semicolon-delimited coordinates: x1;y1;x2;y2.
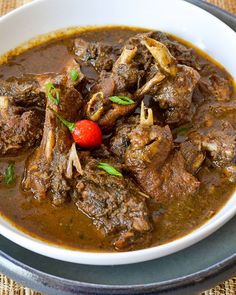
72;120;102;148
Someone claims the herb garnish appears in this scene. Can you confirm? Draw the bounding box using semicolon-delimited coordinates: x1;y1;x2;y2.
69;69;79;81
109;96;135;105
45;82;60;105
48;107;75;132
97;162;123;177
4;163;15;185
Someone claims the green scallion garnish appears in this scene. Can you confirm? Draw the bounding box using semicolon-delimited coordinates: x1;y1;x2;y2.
4;163;15;185
97;162;123;177
69;68;79;82
45;82;60;105
109;96;135;106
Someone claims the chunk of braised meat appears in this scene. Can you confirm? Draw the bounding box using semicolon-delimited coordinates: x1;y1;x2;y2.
139;37;200;124
151;30;206;70
125;124;173;177
155;65;200;123
174;41;233;102
74;38;121;72
110;123;133;160
85;33;200;129
190;101;236;137
149;31;233;102
141;34;231;120
125;103;172;169
195;100;236;131
125;104;200;202
199;70;232;102
126;32;154;72
180;141;205;174
111;45;144;91
0;96;43;156
147;151;200;202
0;77;45;108
72;156;152;250
189;119;236;168
136;65;199;125
125;123;200;202
22;61;83;205
85;46;145;129
110;116;139;162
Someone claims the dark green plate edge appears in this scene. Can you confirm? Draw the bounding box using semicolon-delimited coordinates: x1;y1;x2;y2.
0;1;236;294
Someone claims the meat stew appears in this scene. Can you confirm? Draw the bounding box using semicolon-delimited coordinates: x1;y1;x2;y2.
0;27;235;252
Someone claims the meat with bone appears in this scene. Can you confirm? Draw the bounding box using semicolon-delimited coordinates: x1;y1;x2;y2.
140;37;200;124
150;31;233;102
125;103;200;202
72;156;152;250
85;45;143;129
22;60;84;205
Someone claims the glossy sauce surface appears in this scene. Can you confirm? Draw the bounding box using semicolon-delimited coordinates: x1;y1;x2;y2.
0;27;235;252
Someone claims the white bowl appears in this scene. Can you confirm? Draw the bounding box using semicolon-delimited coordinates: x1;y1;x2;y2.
0;0;236;266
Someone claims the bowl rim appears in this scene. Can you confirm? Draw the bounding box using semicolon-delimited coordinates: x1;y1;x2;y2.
0;0;236;266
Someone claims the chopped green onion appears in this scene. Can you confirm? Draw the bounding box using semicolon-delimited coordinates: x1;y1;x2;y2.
4;163;15;185
97;162;123;177
45;82;60;105
69;69;79;81
48;107;75;132
109;96;135;105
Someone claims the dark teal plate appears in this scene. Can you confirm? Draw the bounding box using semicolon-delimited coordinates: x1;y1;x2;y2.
0;1;236;294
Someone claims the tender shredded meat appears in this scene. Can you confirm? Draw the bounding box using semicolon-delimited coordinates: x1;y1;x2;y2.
72;157;152;250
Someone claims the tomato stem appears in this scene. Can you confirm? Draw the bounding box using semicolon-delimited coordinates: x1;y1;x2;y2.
48;107;75;132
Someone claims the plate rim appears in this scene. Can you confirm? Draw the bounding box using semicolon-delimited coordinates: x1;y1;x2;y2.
1;247;236;294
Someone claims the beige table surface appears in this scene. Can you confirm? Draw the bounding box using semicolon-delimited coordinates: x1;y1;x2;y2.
0;0;236;294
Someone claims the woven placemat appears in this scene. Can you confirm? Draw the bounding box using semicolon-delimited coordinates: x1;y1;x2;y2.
0;0;235;294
